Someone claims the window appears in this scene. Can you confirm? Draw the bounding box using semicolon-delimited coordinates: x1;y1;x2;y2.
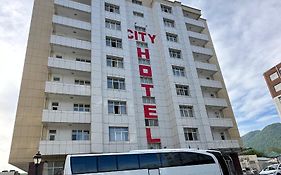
172;66;185;77
72;130;90;140
274;83;281;92
169;48;181;59
76;58;91;63
132;0;142;5
161;4;172;13
184;128;199;141
145;119;159;126
135;25;146;32
270;72;279;81
74;80;90;85
109;127;129;141
71;156;97;174
133;11;144;17
51;102;59;110
106;55;124;68
161;153;182;167
139;154;161;169
53;76;60;82
98;156;117;172
105;19;121;30
117;154;139;170
140;77;153;84
136;41;148;48
148;143;161;149
138;58;150;65
108;101;127;114
73;104;90;112
166;33;178;42
107;77;125;90
220;132;226;140
49;130;56;141
55;55;62;59
105;3;120;14
179;105;194;118
180;152;215;165
176;84;189;96
106;36;122;48
142;96;156;104
46;162;64;175
163;18;175;28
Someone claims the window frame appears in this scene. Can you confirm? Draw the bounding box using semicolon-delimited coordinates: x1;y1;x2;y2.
108;100;127;115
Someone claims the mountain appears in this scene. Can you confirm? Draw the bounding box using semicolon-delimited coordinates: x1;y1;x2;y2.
242;123;281;157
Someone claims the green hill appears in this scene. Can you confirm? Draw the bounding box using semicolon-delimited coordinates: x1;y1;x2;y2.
242;123;281;157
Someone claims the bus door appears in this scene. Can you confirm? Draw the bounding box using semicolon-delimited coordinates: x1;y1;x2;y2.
148;169;160;175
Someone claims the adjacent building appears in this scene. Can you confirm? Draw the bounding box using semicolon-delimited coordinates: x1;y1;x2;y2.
264;62;281;119
9;0;242;173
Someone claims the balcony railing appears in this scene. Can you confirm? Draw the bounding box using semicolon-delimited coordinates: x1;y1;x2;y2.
45;81;91;96
195;61;218;72
48;57;91;72
42;110;91;123
39;140;91;155
50;35;91;50
208;118;233;128
53;15;91;31
191;46;213;56
199;79;223;89
185;18;205;28
54;0;91;13
207;140;240;149
204;97;228;108
188;31;209;42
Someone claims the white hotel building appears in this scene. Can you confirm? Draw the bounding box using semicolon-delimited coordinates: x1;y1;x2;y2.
9;0;242;173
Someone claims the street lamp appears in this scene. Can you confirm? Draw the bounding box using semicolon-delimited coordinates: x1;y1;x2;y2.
33;151;42;175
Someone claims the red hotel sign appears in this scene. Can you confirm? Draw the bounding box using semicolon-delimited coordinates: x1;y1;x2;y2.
128;29;161;144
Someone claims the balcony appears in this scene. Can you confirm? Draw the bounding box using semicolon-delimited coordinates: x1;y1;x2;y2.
53;15;91;31
188;31;209;43
199;79;223;89
42;110;91;123
48;57;91;72
191;46;213;57
186;23;204;33
185;18;205;28
204;97;228;108
207;140;240;149
208;118;233;128
54;0;91;13
50;35;91;50
45;81;91;96
39;140;91;155
195;61;218;72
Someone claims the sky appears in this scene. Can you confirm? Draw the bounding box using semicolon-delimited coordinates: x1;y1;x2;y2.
0;0;281;172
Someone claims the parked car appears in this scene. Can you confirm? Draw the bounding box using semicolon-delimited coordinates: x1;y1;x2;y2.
259;164;281;175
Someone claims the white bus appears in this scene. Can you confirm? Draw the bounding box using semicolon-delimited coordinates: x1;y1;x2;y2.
64;149;232;175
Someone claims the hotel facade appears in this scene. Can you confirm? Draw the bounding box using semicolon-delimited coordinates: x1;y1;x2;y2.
9;0;241;173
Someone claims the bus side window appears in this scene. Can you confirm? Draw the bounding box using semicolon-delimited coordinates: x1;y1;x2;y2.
71;156;97;174
161;153;182;167
180;152;215;166
139;153;161;169
117;154;139;170
98;155;117;172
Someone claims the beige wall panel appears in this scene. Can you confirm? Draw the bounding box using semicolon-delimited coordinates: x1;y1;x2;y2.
9;0;54;171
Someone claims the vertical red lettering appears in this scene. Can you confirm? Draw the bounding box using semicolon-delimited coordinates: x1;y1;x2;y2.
137;47;150;60
128;29;134;39
148;34;156;44
146;128;161;143
141;84;154;97
139;65;152;77
143;105;158;119
134;30;139;41
139;32;147;42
